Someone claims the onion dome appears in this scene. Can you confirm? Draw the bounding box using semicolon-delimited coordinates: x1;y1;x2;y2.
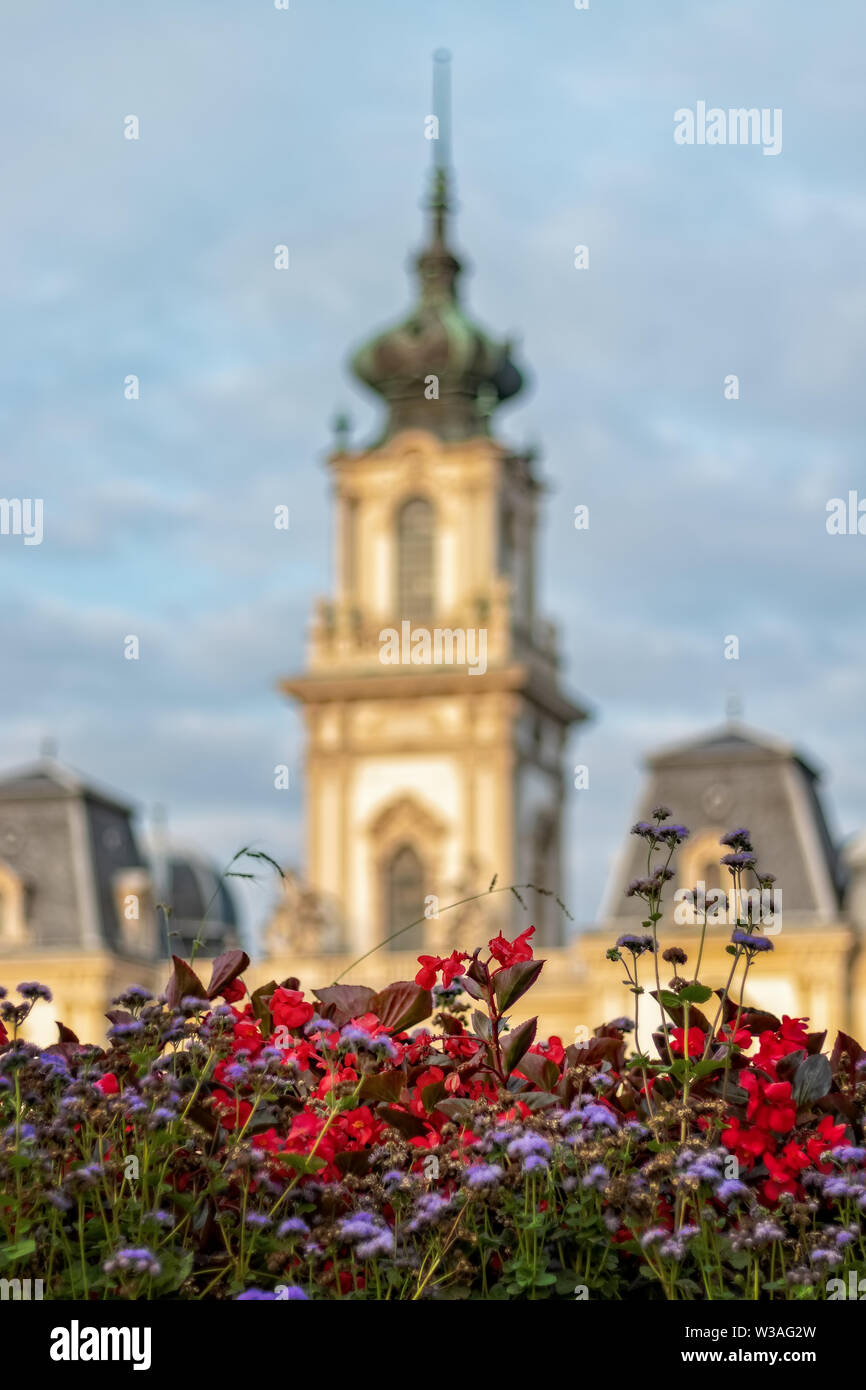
351;164;524;442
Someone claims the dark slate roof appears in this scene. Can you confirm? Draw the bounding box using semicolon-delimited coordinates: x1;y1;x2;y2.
604;723;841;922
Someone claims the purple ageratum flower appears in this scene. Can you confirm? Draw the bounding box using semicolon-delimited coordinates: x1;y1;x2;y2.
558;1108;583;1129
465;1163;503;1188
720;828;753;851
810;1247;842;1267
721;852;756;870
103;1246;161;1277
339;1212;381;1242
142;1210;173;1227
615;933;655;955
582;1104;619;1130
640;1227;668;1249
753;1221;784;1246
831;1145;866;1163
506;1134;552;1160
715;1179;750;1204
17;981;52;1003
236;1289;278;1300
382;1169;406;1185
279;1286;310;1300
408;1193;451;1231
223;1063;248;1085
111;985;152;1007
245;1212;271;1229
277;1218;310;1238
656;824;689;845
730;930;773;953
582;1164;608;1191
522;1154;549;1174
107;1020;145;1040
822;1177;855;1199
356;1232;392;1259
6;1123;36;1142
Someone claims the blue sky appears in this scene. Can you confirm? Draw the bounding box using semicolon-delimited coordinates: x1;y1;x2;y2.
2;0;865;946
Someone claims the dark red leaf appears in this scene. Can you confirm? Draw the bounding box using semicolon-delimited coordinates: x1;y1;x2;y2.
206;949;250;1000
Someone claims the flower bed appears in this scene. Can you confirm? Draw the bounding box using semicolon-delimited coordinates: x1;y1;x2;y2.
1;814;865;1300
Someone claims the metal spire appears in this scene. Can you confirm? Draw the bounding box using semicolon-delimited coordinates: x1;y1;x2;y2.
429;49;453;246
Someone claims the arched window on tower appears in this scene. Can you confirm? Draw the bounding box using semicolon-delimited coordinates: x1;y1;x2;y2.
396;498;434;621
384;843;426;953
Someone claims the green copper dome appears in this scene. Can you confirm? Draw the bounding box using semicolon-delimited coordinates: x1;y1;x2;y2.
350;167;525;443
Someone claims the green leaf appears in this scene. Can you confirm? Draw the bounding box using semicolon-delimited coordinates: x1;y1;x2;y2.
493;959;545;1012
792;1053;832;1107
249;980;278;1033
0;1238;36;1268
678;983;714;1005
274;1152;327;1175
502;1016;537;1074
470;1009;493;1041
657;990;683;1009
420;1080;447;1112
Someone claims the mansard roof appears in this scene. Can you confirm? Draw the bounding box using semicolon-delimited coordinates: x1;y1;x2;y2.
603;722;842;922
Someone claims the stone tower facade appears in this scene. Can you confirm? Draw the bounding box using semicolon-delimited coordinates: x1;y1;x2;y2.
281;156;586;967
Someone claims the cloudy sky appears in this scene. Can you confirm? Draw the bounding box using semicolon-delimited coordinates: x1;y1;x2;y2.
2;0;864;946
